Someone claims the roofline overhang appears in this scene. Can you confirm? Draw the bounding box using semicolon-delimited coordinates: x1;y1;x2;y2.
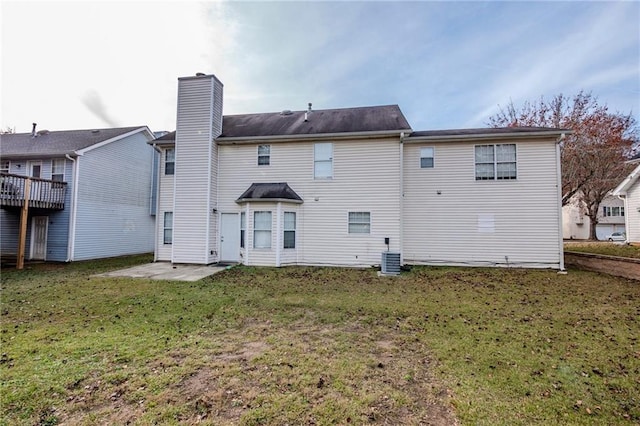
75;126;154;155
217;128;412;144
0;152;80;160
404;129;572;143
612;163;640;195
235;198;304;204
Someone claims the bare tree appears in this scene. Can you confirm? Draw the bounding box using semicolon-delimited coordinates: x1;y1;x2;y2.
488;92;638;239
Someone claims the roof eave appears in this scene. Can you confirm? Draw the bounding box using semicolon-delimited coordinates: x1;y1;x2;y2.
235;198;304;204
217;128;412;144
612;163;640;195
405;129;571;143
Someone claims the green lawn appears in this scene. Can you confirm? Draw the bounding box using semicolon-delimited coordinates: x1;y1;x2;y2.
1;257;638;425
565;241;640;259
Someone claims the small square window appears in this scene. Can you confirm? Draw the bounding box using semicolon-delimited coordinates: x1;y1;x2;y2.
420;147;434;168
258;145;270;166
348;211;370;234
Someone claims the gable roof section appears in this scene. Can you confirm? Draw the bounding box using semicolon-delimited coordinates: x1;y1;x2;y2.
219;105;411;140
612;163;640;195
1;126;151;158
236;183;303;204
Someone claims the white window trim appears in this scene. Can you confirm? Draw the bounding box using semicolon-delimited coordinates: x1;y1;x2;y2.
240;212;246;249
51;159;65;182
258;145;270;166
314;142;333;179
474;144;517;181
420;147;435;169
283;211;296;249
253;211;272;249
0;160;10;174
163;212;173;245
165;148;175;175
28;160;42;178
348;211;371;234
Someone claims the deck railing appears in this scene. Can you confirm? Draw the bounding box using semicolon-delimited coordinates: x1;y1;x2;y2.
0;173;67;210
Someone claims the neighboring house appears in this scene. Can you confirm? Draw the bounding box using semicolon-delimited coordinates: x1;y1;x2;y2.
1;126;157;261
562;194;626;240
152;73;567;269
612;155;640;244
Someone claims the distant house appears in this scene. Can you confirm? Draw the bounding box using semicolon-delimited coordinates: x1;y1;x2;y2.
562;194;626;240
0;126;157;262
151;73;567;270
612;155;640;244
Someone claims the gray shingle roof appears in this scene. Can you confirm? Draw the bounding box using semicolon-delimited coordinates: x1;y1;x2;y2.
1;126;148;158
408;127;569;138
236;183;303;203
220;105;411;138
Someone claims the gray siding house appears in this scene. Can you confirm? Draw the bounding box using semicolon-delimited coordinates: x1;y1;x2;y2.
152;73;568;270
1;126;156;262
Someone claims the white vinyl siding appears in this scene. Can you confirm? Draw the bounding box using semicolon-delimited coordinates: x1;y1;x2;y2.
403;138;561;268
626;182;640;243
284;212;296;249
420;147;434;168
217;137;401;267
254;211;272;249
314;143;333;179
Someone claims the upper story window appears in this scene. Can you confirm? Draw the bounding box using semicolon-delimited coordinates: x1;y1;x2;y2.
258;145;270;166
284;212;296;249
348;211;370;234
52;159;65;182
165;148;175;175
314;143;333;179
28;161;42;178
0;160;9;174
475;144;516;180
420;147;434;168
603;206;624;217
254;211;272;249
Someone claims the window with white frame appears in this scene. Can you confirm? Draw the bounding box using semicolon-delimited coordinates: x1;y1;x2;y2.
475;144;516;180
253;211;272;249
420;147;434;168
258;145;270;166
603;206;624;217
314;143;333;179
284;212;296;249
165;148;175;175
163;212;173;244
0;160;9;174
348;211;370;234
240;212;246;248
52;159;65;182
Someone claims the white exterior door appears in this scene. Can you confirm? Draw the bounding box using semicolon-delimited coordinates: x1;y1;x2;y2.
30;216;48;260
220;213;240;262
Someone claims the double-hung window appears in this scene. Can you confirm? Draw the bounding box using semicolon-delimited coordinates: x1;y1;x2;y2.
163;212;173;244
165;148;175;175
0;160;9;174
283;212;296;249
475;144;516;180
348;212;370;234
240;212;246;248
314;143;333;179
254;211;272;249
420;147;434;168
258;145;270;166
603;206;624;217
52;159;65;182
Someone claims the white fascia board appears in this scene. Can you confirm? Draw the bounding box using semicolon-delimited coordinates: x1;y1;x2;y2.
75;126;155;155
612;163;640;195
404;130;570;143
216;129;411;145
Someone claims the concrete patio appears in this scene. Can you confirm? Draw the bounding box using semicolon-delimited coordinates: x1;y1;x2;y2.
94;262;231;282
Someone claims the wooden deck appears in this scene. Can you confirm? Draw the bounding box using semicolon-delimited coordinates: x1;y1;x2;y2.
0;173;67;210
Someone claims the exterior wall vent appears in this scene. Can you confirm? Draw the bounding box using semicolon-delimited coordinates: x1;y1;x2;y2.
381;252;401;275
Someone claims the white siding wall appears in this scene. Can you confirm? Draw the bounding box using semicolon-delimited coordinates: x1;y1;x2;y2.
73;131;155;260
218;137;402;267
626;182;640;243
403;139;562;268
156;147;175;261
172;75;222;264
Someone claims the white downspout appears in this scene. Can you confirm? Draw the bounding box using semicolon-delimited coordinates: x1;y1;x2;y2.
65;154;80;262
555;134;565;271
399;132;405;264
151;143;161;261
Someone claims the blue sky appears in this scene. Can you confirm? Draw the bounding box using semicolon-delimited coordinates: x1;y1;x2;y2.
2;1;638;133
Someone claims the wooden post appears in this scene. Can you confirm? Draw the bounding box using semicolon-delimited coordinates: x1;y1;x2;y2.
17;178;31;270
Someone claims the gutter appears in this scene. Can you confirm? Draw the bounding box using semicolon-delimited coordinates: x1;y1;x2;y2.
404;129;572;143
216;128;413;145
64;153;81;262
